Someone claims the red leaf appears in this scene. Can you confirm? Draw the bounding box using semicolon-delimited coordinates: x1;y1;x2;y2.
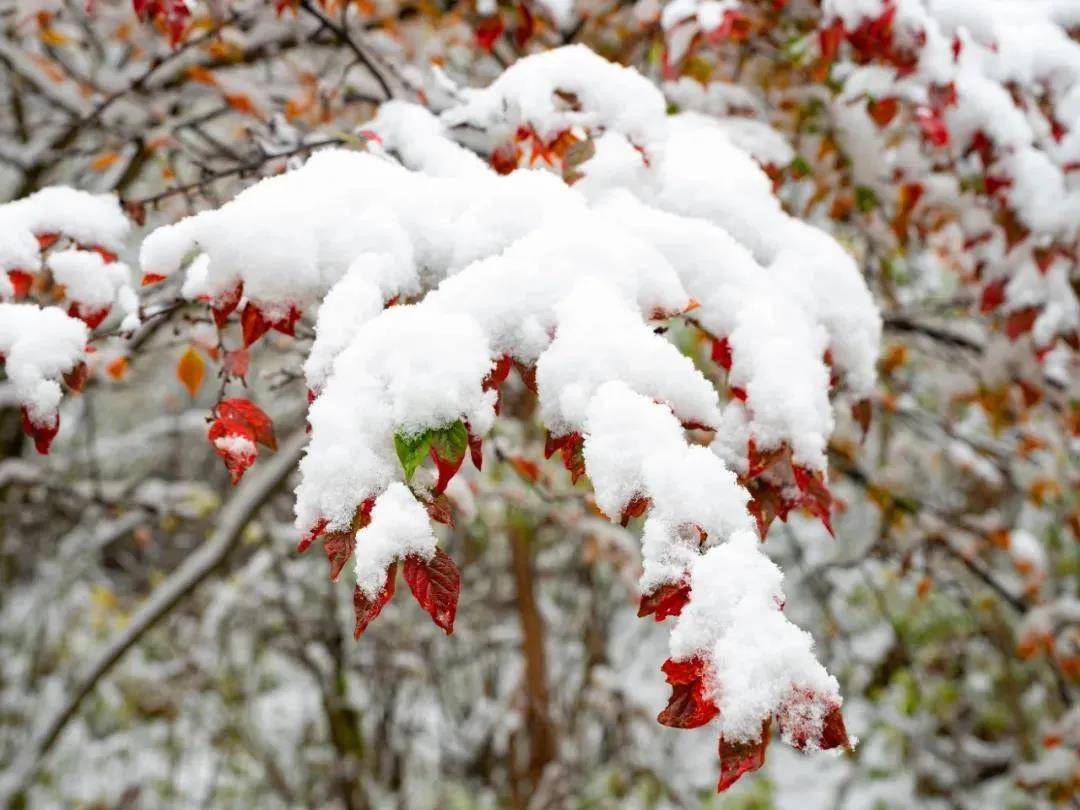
706;9;750;42
747;438;785;479
638;580;691;622
793;465;834;536
1004;306;1040;341
423;493;455;527
513;1;534;49
510;455;541;483
241;303;271;347
915;106;949;147
817;18;844;69
819;704;851;750
63;361;90;392
717;720;770;792
141;272;167;287
620;494;651;527
658;656;719;729
711;336;732;371
475;15;504;51
207;418;257;484
467;431;484;470
67;302;111;329
216;398;276;450
979;277;1007;313
867;96;898;128
270;304;301;337
36;232;59;251
298;518;328;553
353;563;396;639
544;431;585;483
998;208;1030;253
7;270;33;299
430;445;465;495
403;548;461;634
323;531;356;582
21;406;59;454
984;174;1012;197
969;130;994;165
1033;246;1060;274
483;355;513;390
851;398;872;440
211;281;243;329
223;348;250;380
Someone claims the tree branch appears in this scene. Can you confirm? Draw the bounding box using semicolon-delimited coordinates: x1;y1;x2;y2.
0;429;307;807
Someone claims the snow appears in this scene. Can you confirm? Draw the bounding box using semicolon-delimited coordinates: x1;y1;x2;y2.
353;483;437;599
0;187;128;276
47;250;136;319
0;303;87;425
536;279;720;435
1008;528;1047;577
671;530;842;743
441;44;668;147
583;381;751;590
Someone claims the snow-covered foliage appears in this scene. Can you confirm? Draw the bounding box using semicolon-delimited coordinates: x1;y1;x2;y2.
1;0;1076;806
134;45;879;778
0;304;88;452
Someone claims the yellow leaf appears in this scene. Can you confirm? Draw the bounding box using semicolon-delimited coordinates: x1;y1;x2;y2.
40;26;70;46
90;152;121;172
176;346;205;398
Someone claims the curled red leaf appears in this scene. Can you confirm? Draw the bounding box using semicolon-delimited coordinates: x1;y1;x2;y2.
717;719;771;792
620;494;651;527
658;656;719;729
638;580;691;622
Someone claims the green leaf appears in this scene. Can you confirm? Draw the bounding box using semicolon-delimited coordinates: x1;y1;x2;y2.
855;185;878;213
395;430;432;481
789;156;811;179
429;420;468;465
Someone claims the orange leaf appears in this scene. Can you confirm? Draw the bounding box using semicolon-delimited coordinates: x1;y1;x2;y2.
176;346;205;397
106;356;128;380
90;152;121;172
